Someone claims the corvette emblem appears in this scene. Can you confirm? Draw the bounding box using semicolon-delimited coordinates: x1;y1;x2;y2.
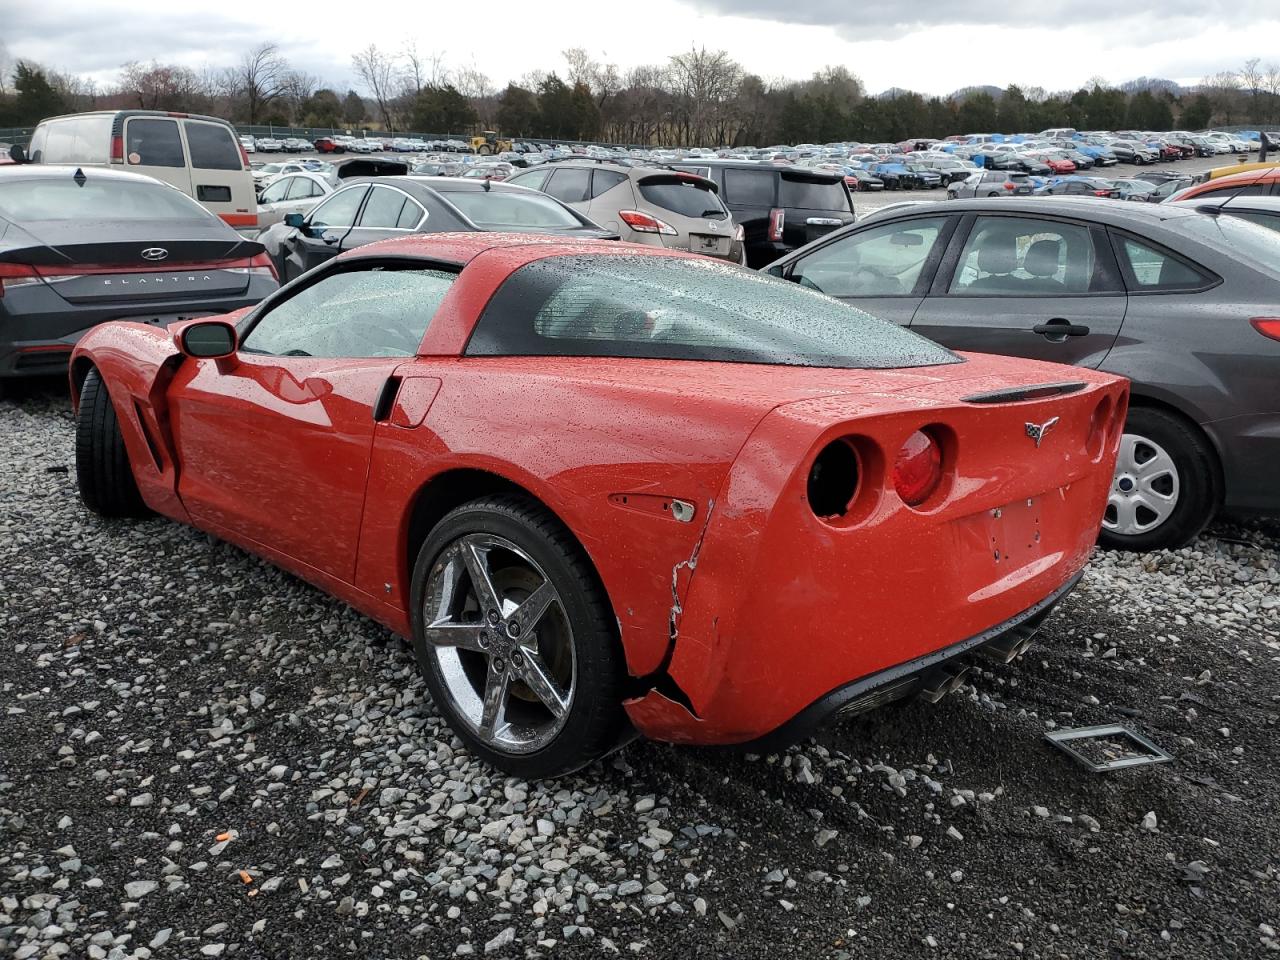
141;247;168;261
1025;417;1060;448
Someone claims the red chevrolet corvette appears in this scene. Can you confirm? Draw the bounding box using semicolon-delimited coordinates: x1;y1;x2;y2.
71;234;1128;777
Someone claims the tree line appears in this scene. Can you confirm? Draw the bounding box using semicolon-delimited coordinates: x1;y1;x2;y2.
2;39;1279;146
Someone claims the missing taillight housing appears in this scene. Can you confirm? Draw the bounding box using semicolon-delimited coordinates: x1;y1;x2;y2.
893;428;945;507
1086;396;1113;460
807;439;860;519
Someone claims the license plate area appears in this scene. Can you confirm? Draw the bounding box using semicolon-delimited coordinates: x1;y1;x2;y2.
987;497;1044;565
691;234;727;255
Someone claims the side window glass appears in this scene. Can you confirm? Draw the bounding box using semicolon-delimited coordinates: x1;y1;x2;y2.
509;169;550;192
241;268;457;358
790;217;946;297
590;170;627;198
259;179;290;204
1117;237;1211;289
284;177;313;201
126;118;185;167
544;168;591;203
396;198;425;229
184;121;241;170
723;169;775;205
358;186;412;228
951;216;1096;295
309;186;367;229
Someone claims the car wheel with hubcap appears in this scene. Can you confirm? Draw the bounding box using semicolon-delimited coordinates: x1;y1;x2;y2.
1098;407;1218;552
410;496;629;777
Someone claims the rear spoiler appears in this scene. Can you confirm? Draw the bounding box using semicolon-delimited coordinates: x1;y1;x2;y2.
961;382;1087;404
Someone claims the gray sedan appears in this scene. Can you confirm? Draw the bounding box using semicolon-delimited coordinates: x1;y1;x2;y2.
764;197;1280;550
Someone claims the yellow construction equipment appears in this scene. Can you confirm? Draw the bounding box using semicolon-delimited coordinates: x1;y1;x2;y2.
470;131;513;155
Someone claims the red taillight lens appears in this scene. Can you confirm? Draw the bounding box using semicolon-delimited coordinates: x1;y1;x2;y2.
231;252;279;282
1250;317;1280;342
110;135;124;163
893;430;943;506
1004;182;1015;190
238;141;251;169
0;262;40;297
618;210;676;235
1094;189;1110;196
768;207;785;242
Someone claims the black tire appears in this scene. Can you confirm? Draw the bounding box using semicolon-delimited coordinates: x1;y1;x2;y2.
75;367;148;518
1098;406;1219;552
409;495;629;778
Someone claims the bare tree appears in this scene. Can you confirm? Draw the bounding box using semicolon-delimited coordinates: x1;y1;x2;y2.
0;40;14;98
282;70;320;123
352;43;397;130
668;47;743;146
231;43;288;124
1241;57;1264;121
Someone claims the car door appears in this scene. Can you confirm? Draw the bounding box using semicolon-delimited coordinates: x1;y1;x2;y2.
166;261;459;584
340;184;428;251
780;216;955;327
910;213;1127;367
123;116;192;196
284;184;369;280
255;176;294;228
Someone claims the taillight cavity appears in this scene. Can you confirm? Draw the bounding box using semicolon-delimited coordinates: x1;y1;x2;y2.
893;429;944;507
110;135;124;163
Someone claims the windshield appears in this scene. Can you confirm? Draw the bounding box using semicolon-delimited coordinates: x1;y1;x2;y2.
443;190;584;229
466;254;959;369
0;177;209;221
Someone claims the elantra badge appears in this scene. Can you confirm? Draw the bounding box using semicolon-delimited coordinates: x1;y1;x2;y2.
141;247;169;261
1025;417;1060;448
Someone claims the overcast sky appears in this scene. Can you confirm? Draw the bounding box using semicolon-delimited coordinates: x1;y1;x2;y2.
6;0;1280;96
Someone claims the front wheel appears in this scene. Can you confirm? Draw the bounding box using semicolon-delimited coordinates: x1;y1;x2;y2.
410;496;629;778
1098;407;1218;552
75;367;148;518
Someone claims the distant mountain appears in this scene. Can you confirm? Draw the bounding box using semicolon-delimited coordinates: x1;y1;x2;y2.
949;85;1004;102
1120;77;1187;96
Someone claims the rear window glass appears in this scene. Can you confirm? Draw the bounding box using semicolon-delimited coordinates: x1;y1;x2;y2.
444;190;583;229
33;116;112;164
638;176;727;220
184;121;242;171
780;175;850;212
1174;213;1280;275
466;255;958;370
723;169;775;206
0;177;208;221
126;118;185;168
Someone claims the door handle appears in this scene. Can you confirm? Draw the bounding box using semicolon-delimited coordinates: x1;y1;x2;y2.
1033;319;1090;339
322;234;339;245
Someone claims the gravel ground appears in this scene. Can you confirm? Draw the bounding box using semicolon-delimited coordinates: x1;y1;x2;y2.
2;384;1278;960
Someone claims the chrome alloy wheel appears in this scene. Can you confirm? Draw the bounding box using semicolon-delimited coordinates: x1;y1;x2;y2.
1103;433;1181;537
422;533;575;754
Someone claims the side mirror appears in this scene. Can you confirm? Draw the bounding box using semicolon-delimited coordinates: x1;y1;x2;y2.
175;319;238;360
8;143;27;164
283;212;309;232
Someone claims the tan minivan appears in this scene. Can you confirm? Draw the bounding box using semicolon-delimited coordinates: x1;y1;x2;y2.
24;111;258;232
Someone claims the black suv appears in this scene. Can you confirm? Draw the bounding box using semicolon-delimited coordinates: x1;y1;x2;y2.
668;160;854;267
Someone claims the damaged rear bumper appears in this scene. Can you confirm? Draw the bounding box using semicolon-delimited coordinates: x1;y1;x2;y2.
625;571;1080;748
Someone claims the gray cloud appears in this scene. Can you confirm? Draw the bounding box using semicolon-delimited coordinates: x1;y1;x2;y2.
683;0;1274;42
3;0;355;89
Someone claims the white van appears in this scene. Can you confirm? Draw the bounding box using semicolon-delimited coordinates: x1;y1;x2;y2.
25;111;258;232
